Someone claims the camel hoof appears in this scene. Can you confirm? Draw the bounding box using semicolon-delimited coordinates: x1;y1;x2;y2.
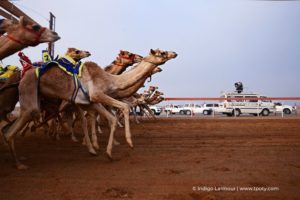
126;138;134;149
71;136;78;142
113;139;120;146
16;163;28;170
93;143;100;150
89;149;97;156
105;152;113;161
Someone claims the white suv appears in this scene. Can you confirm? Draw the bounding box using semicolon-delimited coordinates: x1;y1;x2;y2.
274;103;293;115
150;106;162;116
164;104;183;115
202;103;220;115
181;104;204;115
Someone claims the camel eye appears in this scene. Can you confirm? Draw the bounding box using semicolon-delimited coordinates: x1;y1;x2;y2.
75;50;80;54
32;24;41;31
161;52;166;57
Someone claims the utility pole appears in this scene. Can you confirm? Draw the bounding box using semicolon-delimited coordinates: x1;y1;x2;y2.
48;12;56;58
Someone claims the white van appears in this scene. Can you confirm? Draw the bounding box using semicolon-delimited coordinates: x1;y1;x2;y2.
217;92;276;116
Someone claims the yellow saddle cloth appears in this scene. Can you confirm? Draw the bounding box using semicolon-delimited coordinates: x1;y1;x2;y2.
0;65;18;79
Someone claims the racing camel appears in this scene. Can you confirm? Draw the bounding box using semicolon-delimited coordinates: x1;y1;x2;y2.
50;50;143;145
3;49;177;169
0;16;60;60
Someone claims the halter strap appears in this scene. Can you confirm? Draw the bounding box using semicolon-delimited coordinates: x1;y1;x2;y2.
117;53;136;62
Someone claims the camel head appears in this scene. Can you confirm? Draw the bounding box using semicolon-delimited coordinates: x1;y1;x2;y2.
117;50;143;65
154;90;164;96
144;49;177;65
5;16;60;46
149;86;158;91
157;96;165;103
66;48;91;62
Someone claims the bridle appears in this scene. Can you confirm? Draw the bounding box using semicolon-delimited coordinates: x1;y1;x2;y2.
5;25;46;46
117;53;137;63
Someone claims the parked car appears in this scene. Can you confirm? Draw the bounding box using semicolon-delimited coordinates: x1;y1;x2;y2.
274;102;293;115
164;104;183;115
181;104;204;115
202;103;219;115
150;106;162;116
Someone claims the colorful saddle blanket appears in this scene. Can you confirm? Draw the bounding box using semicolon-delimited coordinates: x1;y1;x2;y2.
35;55;88;103
0;65;18;80
35;55;84;78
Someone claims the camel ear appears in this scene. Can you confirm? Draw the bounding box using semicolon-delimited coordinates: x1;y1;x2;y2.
150;49;156;55
67;48;75;53
120;50;125;55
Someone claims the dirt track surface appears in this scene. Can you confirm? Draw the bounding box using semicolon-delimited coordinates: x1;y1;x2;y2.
0;118;300;200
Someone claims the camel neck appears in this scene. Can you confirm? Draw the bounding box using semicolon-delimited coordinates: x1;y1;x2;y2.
0;37;25;60
105;63;128;75
114;60;156;90
113;76;149;99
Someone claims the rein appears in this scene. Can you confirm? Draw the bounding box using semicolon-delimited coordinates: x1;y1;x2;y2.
5;26;46;46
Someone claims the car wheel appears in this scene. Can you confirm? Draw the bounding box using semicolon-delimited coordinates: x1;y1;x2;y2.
233;109;241;117
283;108;291;115
261;109;269;116
203;110;209;115
179;110;185;115
186;110;191;115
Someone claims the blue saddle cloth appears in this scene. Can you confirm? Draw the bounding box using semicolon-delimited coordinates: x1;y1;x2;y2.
35;56;84;78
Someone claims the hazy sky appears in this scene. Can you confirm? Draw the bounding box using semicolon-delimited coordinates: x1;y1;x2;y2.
2;0;300;99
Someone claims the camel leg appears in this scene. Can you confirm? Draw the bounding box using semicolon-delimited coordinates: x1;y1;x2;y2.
132;107;140;124
89;103;117;159
91;94;133;148
143;105;156;119
4;110;35;169
19;122;29;136
76;105;96;155
8;139;28;170
88;111;100;150
96;114;103;134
